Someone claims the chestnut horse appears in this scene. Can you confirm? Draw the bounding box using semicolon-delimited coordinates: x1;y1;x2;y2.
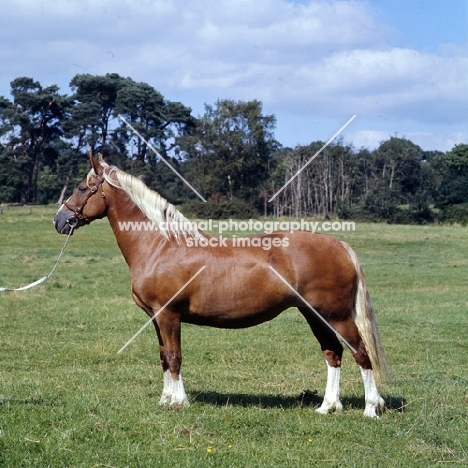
54;155;388;417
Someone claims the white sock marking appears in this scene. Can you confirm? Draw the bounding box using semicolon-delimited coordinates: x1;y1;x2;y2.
360;366;385;418
316;362;342;414
159;369;189;407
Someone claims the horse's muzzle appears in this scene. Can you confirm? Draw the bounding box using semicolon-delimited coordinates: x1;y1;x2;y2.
53;210;77;235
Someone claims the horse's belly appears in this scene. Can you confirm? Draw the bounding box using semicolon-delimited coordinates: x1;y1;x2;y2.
182;304;286;329
182;279;295;328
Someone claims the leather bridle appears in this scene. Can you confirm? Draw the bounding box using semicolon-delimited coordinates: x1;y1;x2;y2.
64;174;106;227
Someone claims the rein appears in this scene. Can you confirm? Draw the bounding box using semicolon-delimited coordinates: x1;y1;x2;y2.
0;226;74;292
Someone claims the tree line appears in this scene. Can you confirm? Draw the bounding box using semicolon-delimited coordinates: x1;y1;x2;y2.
1;73;467;223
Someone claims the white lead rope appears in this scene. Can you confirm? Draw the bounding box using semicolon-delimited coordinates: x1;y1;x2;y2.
0;227;74;292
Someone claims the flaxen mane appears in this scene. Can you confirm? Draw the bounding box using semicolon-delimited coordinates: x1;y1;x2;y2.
88;164;203;242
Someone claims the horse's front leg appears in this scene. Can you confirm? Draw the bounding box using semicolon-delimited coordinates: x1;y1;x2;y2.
153;310;189;407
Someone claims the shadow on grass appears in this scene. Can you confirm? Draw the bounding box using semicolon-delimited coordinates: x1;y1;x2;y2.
188;389;406;412
189;388;320;409
0;396;59;407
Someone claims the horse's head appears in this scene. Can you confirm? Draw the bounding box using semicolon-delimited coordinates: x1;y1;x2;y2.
54;154;108;234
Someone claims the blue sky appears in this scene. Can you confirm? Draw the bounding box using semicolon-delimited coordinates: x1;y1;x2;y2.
374;0;467;51
0;0;467;152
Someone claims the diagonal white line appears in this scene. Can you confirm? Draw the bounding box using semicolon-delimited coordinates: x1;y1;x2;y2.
118;115;207;202
117;266;206;354
269;115;356;202
268;266;357;354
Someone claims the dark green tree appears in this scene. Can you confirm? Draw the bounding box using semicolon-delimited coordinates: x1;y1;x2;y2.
111;78;195;201
68;73;124;155
114;79;195;163
362;137;426;219
437;143;468;205
0;78;70;203
181;99;279;204
57;73;126;203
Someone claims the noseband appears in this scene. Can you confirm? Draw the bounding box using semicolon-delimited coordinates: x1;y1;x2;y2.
64;175;106;227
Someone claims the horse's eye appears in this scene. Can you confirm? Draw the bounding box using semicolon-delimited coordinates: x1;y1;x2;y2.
78;184;87;192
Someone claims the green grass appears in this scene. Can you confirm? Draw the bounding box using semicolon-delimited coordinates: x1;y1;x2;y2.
1;205;467;467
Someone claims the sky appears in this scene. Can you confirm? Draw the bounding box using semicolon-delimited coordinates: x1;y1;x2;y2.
0;0;467;152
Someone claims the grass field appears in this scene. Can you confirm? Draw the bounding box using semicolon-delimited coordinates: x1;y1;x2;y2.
0;205;467;467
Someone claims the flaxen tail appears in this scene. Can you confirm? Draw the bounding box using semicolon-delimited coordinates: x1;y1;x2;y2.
341;241;389;384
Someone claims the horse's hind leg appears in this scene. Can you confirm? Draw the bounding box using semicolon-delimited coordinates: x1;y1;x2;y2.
299;307;344;414
331;318;385;418
300;308;384;417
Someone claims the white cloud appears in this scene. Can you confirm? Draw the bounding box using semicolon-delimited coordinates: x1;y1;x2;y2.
0;0;466;151
294;47;468;121
0;0;383;86
348;130;392;150
349;129;468;152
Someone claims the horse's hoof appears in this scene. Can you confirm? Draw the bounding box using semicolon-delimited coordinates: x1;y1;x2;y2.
315;400;343;414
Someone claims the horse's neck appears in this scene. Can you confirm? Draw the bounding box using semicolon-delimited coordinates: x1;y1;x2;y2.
105;191;166;266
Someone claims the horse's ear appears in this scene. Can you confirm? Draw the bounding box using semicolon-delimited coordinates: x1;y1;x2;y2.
89;151;103;176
